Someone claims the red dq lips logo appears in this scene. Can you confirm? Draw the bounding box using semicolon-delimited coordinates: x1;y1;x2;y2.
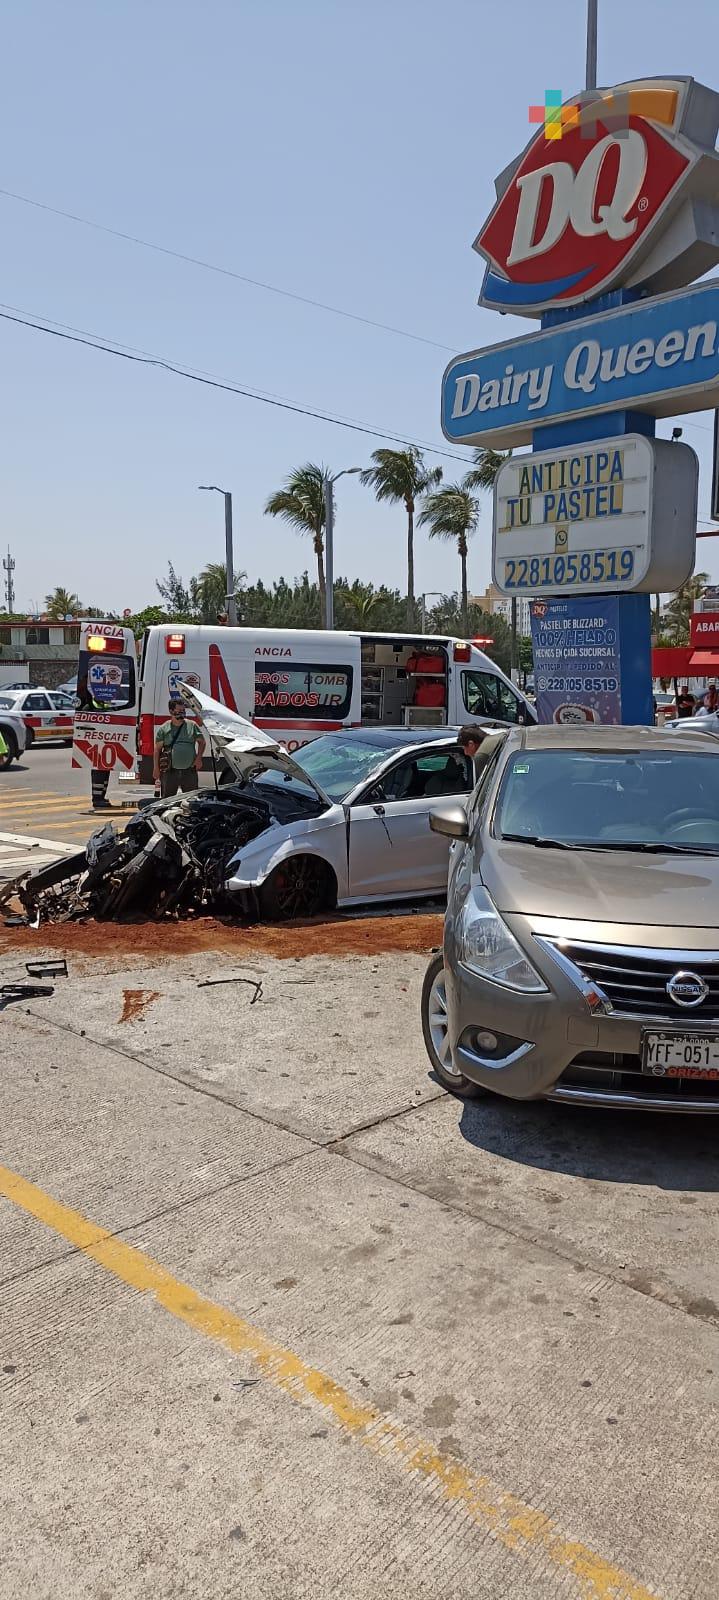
474;79;717;315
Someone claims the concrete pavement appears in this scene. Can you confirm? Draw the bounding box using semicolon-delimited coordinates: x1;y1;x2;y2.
1;930;717;1599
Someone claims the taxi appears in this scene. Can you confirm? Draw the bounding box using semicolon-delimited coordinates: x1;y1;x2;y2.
0;686;75;746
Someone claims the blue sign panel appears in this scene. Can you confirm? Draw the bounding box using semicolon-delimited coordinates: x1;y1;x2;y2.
530;594;653;726
442;280;719;449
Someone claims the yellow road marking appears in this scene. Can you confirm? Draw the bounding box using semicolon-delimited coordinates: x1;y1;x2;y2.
0;1162;658;1600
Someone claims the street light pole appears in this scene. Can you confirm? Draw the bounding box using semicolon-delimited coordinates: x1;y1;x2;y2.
198;485;238;625
585;0;598;91
419;592;443;634
323;467;361;630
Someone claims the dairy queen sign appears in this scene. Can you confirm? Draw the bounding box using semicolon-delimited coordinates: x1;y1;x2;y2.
474;78;719;314
442;72;719;725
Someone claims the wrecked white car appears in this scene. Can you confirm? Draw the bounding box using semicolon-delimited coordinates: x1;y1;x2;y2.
185;685;478;917
4;688;490;923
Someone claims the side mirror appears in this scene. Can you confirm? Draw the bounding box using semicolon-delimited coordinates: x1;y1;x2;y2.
429;802;469;841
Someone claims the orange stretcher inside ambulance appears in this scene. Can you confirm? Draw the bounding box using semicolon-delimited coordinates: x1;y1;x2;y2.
72;622;535;784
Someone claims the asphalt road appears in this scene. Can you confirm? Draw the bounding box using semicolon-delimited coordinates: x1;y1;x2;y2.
0;744;141;855
0;918;717;1600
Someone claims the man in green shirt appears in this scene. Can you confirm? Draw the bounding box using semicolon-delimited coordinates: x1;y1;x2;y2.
153;698;206;799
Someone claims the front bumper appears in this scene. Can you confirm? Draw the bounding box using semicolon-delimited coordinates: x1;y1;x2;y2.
445;929;719;1111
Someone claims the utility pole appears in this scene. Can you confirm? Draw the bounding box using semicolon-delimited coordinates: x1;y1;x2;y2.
222;492;238;626
324;476;335;630
585;0;598;91
323;467;362;630
510;595;518;680
3;548;15;613
198;486;238;624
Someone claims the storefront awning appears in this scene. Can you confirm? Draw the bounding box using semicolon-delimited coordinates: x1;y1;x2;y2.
689;650;719;673
652;646;693;679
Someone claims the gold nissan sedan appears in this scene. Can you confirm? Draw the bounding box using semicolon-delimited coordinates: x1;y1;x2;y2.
422;725;719;1112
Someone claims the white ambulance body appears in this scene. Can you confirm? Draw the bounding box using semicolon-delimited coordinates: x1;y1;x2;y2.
72;621;534;783
133;625;533;782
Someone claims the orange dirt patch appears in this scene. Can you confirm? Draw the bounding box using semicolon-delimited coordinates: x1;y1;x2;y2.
0;911;443;964
118;988;161;1024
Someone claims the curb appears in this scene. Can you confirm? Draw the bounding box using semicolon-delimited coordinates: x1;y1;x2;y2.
0;831;75;853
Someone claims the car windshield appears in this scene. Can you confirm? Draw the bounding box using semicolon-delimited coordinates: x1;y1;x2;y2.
495;748;719;853
255;734;408;804
0;696;18;709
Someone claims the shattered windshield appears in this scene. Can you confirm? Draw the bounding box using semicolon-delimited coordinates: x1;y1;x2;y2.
257;734;406;804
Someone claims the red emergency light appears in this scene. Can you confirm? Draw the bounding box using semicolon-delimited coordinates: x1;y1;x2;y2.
453;643;472;663
86;634;124;653
165;633;186;654
473;636;494;650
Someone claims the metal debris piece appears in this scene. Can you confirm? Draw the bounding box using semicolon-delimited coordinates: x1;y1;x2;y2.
197;975;263;1004
0;983;55;1011
25;959;68;979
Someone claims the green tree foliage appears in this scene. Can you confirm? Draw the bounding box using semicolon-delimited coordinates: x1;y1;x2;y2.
155;562;200;620
196;562;246;624
44;586;81;619
661;571;710;643
264;464;329;616
418;480;479;635
360;448;442;628
424;594;512;674
464;447;509;492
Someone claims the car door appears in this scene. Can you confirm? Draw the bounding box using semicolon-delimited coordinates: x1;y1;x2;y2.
48;692;75;740
22;691;54;740
348;748;473;898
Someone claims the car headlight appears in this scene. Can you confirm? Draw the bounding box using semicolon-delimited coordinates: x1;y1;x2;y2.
458;887;547;992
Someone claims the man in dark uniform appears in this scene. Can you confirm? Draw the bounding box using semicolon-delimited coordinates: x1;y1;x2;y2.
77;675;113;809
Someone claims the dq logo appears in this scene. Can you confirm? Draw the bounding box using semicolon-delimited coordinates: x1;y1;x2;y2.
474;79;706;314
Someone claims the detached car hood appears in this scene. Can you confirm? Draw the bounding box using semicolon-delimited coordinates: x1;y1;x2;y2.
482;839;719;929
177;683;331;804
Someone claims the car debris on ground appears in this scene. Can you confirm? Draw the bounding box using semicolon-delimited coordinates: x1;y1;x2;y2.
0;783;283;926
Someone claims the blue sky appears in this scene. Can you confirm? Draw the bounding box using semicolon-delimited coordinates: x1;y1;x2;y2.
2;0;719;613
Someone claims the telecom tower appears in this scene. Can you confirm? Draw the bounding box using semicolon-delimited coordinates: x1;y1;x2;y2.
3;548;15;613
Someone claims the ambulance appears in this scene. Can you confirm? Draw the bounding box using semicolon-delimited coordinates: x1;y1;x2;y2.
72;621;534;784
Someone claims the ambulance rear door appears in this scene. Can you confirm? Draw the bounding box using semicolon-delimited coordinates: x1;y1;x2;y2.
72;622;139;777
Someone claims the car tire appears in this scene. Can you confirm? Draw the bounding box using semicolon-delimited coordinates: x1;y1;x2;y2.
421;952;486;1098
258;855;336;921
0;730;18;768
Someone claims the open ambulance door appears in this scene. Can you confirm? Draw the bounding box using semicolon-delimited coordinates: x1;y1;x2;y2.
72;622;139;781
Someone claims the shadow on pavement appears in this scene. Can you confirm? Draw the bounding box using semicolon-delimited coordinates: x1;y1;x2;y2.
456;1092;719;1192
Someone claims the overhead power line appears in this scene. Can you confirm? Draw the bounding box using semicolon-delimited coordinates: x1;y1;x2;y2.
0;303;475;463
0;186;456;354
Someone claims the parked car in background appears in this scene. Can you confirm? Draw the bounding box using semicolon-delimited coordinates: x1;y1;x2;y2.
181;684;497;918
0;687;75;746
0;706;28;768
423;723;719;1113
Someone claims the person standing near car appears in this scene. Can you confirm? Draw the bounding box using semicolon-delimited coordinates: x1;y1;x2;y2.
77;674;115;810
153;698;206;798
676;685;696;718
458;725;490;766
695;685;718;717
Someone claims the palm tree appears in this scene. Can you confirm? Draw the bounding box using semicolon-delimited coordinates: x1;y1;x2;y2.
419;479;479;634
197;561;246;623
265;463;329;617
336;582;384;628
464;447;509;492
360;447;442;627
45;586;81;619
662;571;710;643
